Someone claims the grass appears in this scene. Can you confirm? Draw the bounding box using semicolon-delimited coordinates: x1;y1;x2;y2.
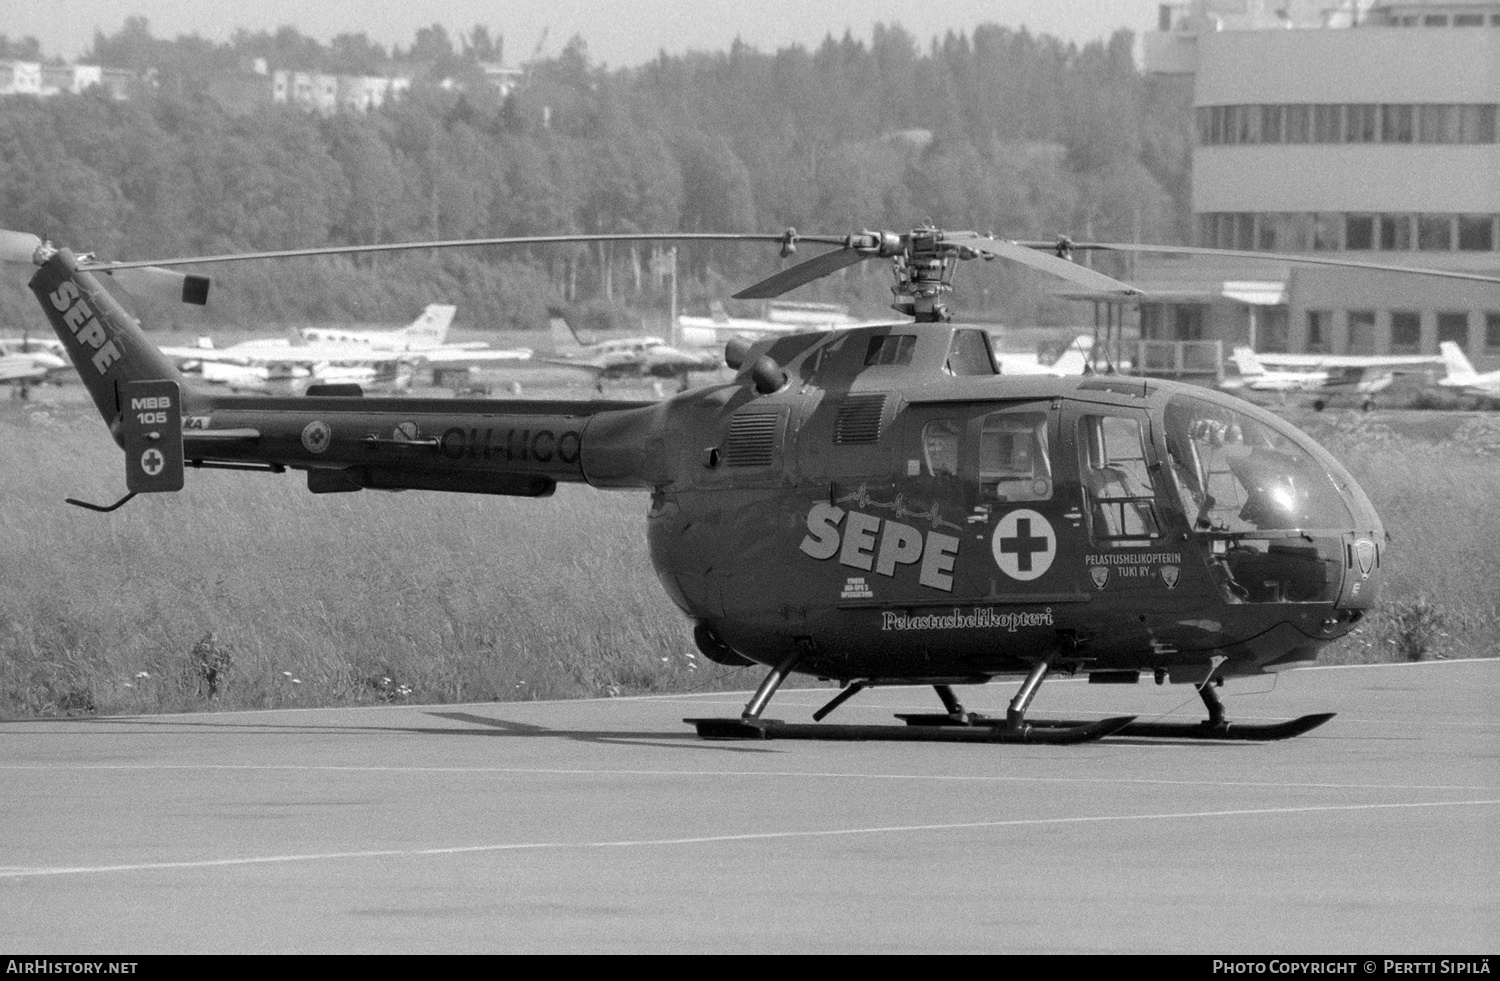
0;392;755;718
0;394;1494;719
1303;411;1500;664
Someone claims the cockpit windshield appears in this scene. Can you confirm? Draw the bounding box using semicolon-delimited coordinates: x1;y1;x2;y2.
1164;395;1355;534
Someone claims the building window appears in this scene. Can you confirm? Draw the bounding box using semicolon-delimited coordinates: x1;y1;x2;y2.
1197;102;1498;146
1382;104;1414;143
1381;214;1413;250
1285;104;1310;143
1260;105;1283;144
1261;309;1289;353
1197;212;1499;253
1455;13;1485;27
1418;214;1454;251
1307;310;1331;353
1276;213;1313;251
1391;311;1421;353
1458;215;1495;251
1223;105;1244;144
1314;104;1343;143
1348;310;1377;354
1346;104;1379;142
1256;214;1279;251
1234;213;1254;250
1173;306;1206;341
1437;312;1470;349
1459;105;1497;143
1422;15;1450;27
1345;215;1375;250
1139;305;1165;341
1486;313;1500;354
1312;213;1342;250
1419;104;1460;143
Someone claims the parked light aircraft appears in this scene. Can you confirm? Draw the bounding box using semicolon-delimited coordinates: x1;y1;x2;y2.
160;305;531;394
1223;346;1441;410
1438;341;1500;401
676;300;885;347
991;336;1092;376
0;337;68;390
158;335;419;394
300;303;458;349
539;309;721;391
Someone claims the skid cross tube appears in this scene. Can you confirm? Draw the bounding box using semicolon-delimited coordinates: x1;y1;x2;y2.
1005;658;1053;733
813;681;866;722
933;684;967;720
741;650;802;721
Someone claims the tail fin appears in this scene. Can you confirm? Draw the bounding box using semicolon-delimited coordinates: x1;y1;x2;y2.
1230;346;1265;376
1050;342;1087;375
29;247;194;425
1439;341;1478;382
398;303;456;347
547;306;584;349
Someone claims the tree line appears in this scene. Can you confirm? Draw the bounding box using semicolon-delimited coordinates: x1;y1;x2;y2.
0;20;1193;333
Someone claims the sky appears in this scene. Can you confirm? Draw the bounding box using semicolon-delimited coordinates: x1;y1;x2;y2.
10;1;1167;67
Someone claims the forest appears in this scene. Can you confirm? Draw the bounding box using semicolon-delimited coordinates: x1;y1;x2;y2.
0;20;1194;333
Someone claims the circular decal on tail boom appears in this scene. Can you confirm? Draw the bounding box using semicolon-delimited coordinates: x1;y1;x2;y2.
991;509;1056;582
302;420;332;454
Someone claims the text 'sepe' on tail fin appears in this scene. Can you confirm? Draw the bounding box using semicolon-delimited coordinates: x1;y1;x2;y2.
29;248;188;494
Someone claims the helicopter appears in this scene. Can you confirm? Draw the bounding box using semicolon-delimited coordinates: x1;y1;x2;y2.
10;224;1497;745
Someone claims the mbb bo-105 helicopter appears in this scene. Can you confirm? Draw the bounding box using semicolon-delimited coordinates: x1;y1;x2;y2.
11;224;1498;744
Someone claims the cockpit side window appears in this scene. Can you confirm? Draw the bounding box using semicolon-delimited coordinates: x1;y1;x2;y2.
1078;414;1161;543
921;419;961;476
978;411;1052;501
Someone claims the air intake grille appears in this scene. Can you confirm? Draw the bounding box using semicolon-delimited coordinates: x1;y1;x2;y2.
834;394;887;444
726;411;781;467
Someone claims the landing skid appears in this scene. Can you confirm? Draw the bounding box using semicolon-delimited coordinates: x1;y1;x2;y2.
894;712;1335;741
684;651;1334;744
687;715;1136;744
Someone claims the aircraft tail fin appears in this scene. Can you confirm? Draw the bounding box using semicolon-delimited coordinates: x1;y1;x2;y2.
1439;341;1478;382
29;247;198;498
29;247;197;425
399;303;456;347
1230;346;1265;376
1050;339;1089;375
547;306;585;349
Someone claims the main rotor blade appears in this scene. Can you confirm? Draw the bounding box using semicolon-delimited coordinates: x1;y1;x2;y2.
1023;240;1500;288
97;265;211;306
951;234;1143;296
0;230;42;265
75;232;849;273
733;247;867;299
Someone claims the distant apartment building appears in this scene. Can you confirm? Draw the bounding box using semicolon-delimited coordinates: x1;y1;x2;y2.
1137;0;1500;367
1;60;133;99
0;60;43;95
267;67;413;114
